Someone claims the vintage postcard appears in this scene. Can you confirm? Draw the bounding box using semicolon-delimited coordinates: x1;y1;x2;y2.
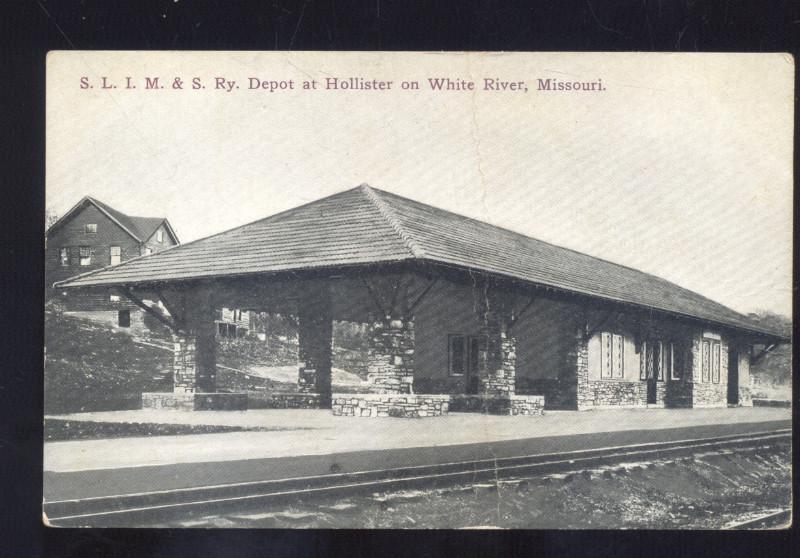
44;51;792;529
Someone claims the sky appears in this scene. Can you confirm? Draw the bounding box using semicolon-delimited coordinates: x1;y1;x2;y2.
47;52;793;317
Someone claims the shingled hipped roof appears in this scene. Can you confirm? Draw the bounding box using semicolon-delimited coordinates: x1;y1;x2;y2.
56;184;787;341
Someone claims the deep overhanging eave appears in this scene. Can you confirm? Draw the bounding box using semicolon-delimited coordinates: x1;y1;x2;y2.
54;256;790;345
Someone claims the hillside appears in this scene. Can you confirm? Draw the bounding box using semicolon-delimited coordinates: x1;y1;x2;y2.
44;306;369;414
45;306;174;413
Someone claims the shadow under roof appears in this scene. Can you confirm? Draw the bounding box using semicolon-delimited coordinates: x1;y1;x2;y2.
56;184;788;341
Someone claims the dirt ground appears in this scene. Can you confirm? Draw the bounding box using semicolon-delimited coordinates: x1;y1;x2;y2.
165;440;792;529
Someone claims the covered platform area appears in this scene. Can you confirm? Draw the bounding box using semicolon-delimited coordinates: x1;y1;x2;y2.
61;261;551;417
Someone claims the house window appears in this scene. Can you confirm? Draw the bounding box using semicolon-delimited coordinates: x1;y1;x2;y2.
59;247;69;266
143;247;153;256
118;309;130;328
109;294;120;302
85;223;97;233
449;334;466;375
701;340;711;383
157;229;164;243
110;245;121;265
711;341;721;383
79;246;92;266
600;332;624;379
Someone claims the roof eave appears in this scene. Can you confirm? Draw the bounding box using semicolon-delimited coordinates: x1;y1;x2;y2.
53;255;788;344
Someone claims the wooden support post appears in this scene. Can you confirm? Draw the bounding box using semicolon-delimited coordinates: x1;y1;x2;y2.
118;287;180;332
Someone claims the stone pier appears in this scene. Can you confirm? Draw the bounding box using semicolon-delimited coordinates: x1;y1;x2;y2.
477;287;516;397
366;315;415;394
296;285;334;407
142;286;246;410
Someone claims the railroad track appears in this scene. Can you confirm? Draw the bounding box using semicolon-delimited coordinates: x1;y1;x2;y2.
725;508;792;530
44;428;791;527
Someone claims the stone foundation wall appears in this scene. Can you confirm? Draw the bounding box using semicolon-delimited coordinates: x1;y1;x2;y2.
246;392;323;409
142;392;247;410
579;380;646;409
509;395;546;416
692;381;729;407
332;393;449;417
449;394;544;415
738;386;753;407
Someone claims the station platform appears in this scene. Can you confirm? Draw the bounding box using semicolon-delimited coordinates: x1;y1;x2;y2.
44;407;790;503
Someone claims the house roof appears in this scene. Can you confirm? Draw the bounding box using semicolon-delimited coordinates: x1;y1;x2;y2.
55;184;788;341
47;196;179;244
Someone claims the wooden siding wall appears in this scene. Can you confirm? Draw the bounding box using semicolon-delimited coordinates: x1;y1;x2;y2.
414;279;482;393
514;299;581;381
142;223;178;252
46;204;142;289
45;204;176;312
413;277;580;394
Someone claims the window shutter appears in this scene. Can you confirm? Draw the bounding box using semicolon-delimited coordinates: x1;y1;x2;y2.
712;342;721;383
640;340;648;380
601;332;611;379
702;340;710;383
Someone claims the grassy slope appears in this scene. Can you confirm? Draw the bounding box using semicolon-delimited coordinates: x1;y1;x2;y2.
44;308;173;413
44;308;361;413
747;311;792;400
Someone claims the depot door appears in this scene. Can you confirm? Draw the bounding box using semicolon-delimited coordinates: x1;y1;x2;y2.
643;341;660;404
465;336;482;394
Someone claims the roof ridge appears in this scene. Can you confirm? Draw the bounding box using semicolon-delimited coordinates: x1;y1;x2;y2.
75;196;145;242
359;184;425;258
371;188;748;312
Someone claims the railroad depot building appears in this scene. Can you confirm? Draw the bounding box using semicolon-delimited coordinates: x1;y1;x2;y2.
55;185;788;416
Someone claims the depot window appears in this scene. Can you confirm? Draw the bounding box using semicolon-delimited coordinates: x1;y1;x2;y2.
640;340;665;381
600;332;624;379
448;334;482;377
670;342;685;380
59;247;69;266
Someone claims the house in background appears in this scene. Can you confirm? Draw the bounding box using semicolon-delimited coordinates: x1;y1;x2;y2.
215;307;251;338
45;196;180;332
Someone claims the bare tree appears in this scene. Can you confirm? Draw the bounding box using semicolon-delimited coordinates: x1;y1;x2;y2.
45;207;59;232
